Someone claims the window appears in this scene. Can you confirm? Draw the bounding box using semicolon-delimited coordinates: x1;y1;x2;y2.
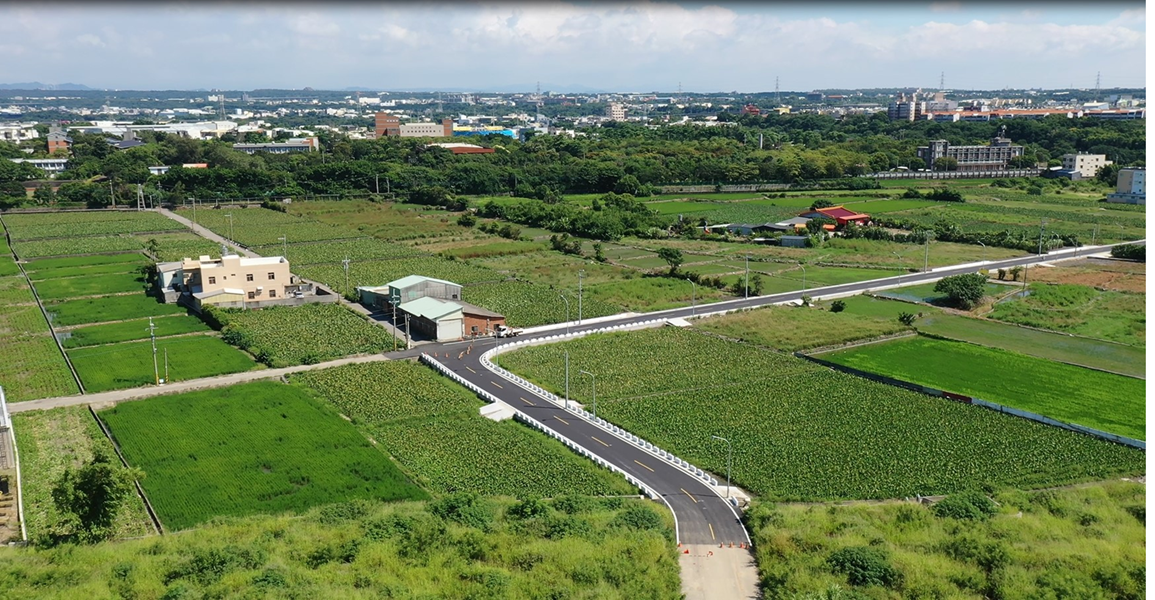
208;276;216;285
268;289;276;298
246;273;254;282
268;272;276;280
248;291;256;300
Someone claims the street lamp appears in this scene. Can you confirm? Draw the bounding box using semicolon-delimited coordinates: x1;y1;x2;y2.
711;435;732;500
278;235;287;259
559;294;570;334
580;370;596;420
798;263;807;293
686;278;696;316
922;231;931;273
976;241;987;263
744;254;750;299
225;213;234;245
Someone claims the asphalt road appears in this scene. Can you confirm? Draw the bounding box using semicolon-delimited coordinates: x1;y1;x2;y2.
412;241;1139;546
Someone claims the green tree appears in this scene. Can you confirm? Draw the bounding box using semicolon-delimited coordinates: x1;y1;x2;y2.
809;199;834;210
593;242;606;263
933;157;959;172
933;273;987;309
456;213;477;228
51;449;142;543
751;274;765;295
830;300;846;313
657;248;684;274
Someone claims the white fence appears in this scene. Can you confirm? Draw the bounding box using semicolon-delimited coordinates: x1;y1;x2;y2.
0;386;28;542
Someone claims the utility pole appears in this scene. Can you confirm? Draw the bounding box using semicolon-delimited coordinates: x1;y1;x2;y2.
164;348;169;384
342;257;351;301
578;270;584;325
799;263;807;292
580;370;596;420
225;213;234;243
148;317;159;386
190;197;196;226
110;179;116;207
711;435;732;500
404;314;411;350
1037;218;1048;257
923;232;931;273
687;278;696;316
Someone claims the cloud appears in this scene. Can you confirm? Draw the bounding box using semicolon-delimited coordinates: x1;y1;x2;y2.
288;13;340;37
75;33;104;47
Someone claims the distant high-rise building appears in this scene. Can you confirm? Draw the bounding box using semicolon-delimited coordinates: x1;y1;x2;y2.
887;90;926;121
605;103;626;121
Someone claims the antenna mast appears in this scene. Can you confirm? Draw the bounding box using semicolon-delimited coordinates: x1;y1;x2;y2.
1095;71;1101;101
940;71;945;90
775;77;780;104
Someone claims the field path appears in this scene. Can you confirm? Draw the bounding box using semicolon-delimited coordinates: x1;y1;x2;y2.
7;352;412;414
156;208;260;258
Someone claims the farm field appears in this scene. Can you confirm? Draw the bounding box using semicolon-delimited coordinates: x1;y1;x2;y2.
26;259;145;281
916;311;1146;378
986;283;1145;347
1024;257;1144;293
59;315;212;349
585;276;731;312
179;205;361;246
13;235;147;258
32;271;145;301
214;303;396;367
296;255;503;298
463;280;623;327
99;381;427;530
0;496;679;599
11;406;153;542
472;251;637;288
292;361;638;497
876;280;1016;304
68;336;260;392
2;210;183;240
44;294;188;327
747;481;1145;599
286;200;475;241
820;335;1145;440
251;236;421;265
501;327;1144;500
23;252;147;272
0;274;35;304
696;304;909;352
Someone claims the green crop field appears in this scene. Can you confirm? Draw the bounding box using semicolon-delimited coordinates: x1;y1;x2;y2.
0;258;19;277
0;496;679;599
215;303;395;367
297;256;503;297
252;237;421;265
876;281;1015;305
14;235;148;258
585;276;731;312
841;198;942;213
0;274;35;305
501;327;1144;501
0;334;80;401
24;253;146;272
26;260;145;281
292;361;638;497
987;283;1145;347
184;206;361;246
916;311;1146;378
145;233;225;262
473;251;637;288
821;336;1145;440
463;280;623;327
3;211;183;240
288;200;471;241
60;315;212;349
697;304;909;352
747;481;1145;599
441;239;543;259
11;406;154;542
99;381;427;530
45;294;188;327
68;336;260;392
32;272;146;301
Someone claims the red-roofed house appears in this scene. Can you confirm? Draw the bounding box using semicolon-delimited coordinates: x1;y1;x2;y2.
799;205;871;227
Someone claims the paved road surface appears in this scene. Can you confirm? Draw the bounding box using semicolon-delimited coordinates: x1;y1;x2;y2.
156;208;259;258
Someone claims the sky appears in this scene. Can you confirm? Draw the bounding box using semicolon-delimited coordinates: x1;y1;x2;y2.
0;1;1145;92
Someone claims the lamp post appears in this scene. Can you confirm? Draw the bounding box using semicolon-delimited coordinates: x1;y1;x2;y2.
976;241;987;263
798;263;807;293
341;257;351;305
559;294;570;334
923;231;931;273
744;254;750;299
225;213;234;245
578;269;584;325
564;351;570;410
711;435;732;500
687;278;696;316
580;370;596;420
189;197;196;226
278;235;287;259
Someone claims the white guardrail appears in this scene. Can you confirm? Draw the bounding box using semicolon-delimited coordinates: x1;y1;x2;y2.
478;319;725;491
420;353;683;543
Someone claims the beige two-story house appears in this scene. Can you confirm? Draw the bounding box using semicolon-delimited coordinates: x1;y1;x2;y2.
157;254;293;310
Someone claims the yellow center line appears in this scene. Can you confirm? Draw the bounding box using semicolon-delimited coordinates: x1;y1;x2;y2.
709;523;715;541
519;397;535;406
634;459;654;472
465;366;477;374
680;488;698;503
590;436;610;447
554;415;570;425
490;381;503;389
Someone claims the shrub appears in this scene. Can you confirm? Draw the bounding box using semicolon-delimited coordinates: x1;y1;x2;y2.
507;497;550;521
830;300;846;313
610;504;663;532
898;312;916;326
457;213;477;227
429;492;493;530
933;273;987;309
827;546;903;588
932;492;998;521
1111;244;1145;261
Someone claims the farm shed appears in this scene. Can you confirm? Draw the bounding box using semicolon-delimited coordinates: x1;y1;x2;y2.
779;235;809;248
799;206;871;227
357;275;463;308
398;296;465;342
458;302;505;337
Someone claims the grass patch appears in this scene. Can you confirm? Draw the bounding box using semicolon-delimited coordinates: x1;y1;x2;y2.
877;281;1013;305
0;274;35;304
292;362;638;497
99;381;428;530
215;303;396;367
0;495;679;598
26;260;145;281
287;200;468;241
821;335;1145;440
68;336;260;392
463;280;622;328
24;252;146;271
987;283;1145;347
584;276;730;312
33;272;146;301
60;315;212;349
11;406;153;543
45;294;188;327
501;327;1144;500
747;481;1145;598
697;304;908;352
441;239;544;259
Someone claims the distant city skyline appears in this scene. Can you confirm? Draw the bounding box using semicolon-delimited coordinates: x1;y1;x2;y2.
0;2;1145;93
